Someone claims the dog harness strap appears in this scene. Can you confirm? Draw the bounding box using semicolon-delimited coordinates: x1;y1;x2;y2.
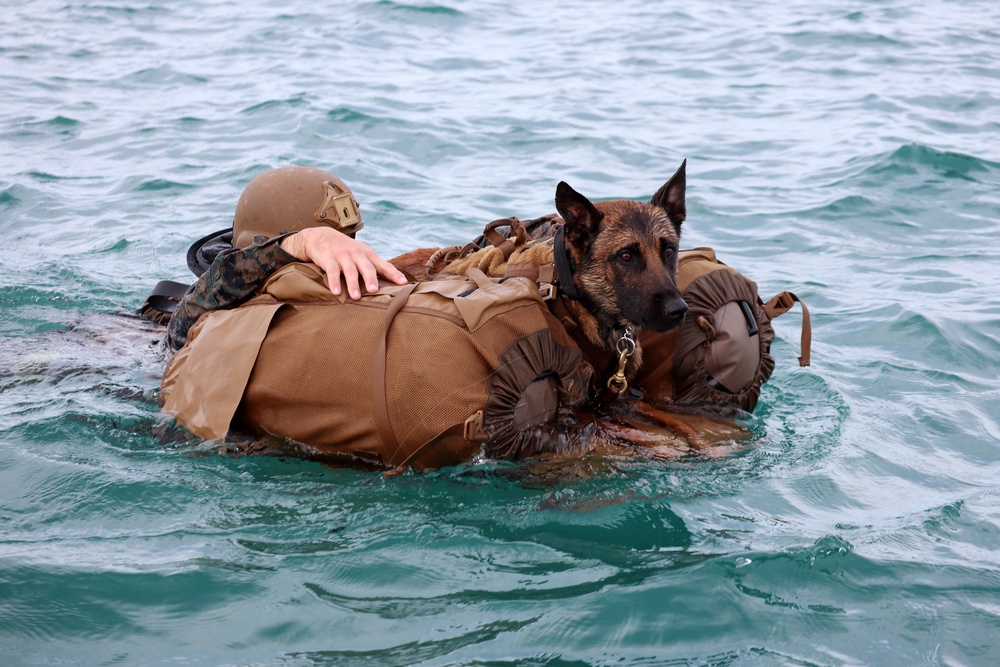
372;283;419;463
552;227;604;319
762;291;812;366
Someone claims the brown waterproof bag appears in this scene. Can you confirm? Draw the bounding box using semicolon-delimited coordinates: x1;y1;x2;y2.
160;263;592;470
635;248;810;414
460;219;811;416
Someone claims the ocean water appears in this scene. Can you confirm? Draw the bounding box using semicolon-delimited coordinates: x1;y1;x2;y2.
2;0;1000;665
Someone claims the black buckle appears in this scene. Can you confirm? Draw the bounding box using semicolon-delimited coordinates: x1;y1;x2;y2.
739;301;759;337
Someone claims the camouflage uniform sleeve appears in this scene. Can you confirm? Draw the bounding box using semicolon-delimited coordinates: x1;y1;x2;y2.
166;234;298;351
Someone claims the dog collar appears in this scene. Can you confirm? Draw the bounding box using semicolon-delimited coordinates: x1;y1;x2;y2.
553;225;606;331
553;226;584;302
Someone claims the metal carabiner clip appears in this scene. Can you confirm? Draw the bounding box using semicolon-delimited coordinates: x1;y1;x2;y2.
607;327;636;396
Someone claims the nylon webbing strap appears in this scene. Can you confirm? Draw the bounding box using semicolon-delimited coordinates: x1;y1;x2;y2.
383;411;486;477
553;226;600;316
466;267;494;290
147;280;190;314
552;226;581;301
762;291;812;367
372;283;418;464
482;217;529;260
503;263;540;280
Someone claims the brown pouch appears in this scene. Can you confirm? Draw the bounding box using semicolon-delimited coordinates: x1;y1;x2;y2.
635;248;779;414
160;301;285;439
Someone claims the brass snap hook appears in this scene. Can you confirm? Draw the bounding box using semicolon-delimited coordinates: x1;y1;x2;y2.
606;327;636;397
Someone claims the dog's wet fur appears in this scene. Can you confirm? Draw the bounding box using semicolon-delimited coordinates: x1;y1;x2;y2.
552;160;689;364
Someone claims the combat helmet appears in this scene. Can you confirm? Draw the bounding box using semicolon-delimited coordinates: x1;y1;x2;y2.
233;166;363;247
185;166;362;277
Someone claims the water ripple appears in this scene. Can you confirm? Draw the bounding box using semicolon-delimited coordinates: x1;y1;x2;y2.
3;0;1000;664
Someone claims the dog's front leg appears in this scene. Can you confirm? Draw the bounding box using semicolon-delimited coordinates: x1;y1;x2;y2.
591;418;692;460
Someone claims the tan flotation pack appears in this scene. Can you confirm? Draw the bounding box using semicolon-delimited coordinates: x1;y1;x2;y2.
160;218;810;469
446;217;811;417
636;247;810;415
160;263;593;470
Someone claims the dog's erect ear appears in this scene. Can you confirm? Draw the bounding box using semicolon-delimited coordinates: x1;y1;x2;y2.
555;181;604;253
651;159;687;230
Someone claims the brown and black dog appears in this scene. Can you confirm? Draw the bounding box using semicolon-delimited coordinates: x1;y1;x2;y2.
392;161;741;457
545;160;688;373
393;161;688;386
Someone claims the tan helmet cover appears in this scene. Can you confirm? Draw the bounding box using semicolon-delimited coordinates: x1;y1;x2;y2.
232;166;363;247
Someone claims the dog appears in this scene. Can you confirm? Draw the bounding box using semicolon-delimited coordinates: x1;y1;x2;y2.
391;161;740;458
393;161;688;385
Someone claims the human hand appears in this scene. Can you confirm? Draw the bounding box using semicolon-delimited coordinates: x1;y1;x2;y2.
279;227;408;299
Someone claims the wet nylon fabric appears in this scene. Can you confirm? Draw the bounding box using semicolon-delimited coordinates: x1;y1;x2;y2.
483;328;593;459
161;262;591;469
160;302;286;439
634;249;776;414
674;264;775;414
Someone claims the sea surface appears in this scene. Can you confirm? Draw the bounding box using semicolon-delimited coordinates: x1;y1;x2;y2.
2;1;1000;665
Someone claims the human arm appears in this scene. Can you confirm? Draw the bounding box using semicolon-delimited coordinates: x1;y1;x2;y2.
166;228;408;351
165;235;297;350
279;226;407;300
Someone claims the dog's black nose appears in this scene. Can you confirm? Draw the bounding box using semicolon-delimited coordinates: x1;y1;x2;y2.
643;296;688;332
666;300;688;321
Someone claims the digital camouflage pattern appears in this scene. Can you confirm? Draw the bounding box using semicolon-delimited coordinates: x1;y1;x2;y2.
166;234;297;350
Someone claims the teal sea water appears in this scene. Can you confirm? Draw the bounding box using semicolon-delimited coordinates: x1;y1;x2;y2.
2;1;1000;664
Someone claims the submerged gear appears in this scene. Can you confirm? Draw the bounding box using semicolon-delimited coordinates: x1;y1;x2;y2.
158;214;810;471
160;265;593;470
232;166;363;248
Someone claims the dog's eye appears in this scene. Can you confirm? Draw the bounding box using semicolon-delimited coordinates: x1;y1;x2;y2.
617;250;633;263
662;242;675;259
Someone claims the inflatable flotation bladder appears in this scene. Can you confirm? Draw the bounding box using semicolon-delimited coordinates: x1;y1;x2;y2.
636;247;810;415
448;218;811;417
160;264;593;470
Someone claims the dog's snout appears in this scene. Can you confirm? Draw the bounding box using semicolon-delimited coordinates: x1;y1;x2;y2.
666;299;688;321
661;295;688;327
638;291;688;332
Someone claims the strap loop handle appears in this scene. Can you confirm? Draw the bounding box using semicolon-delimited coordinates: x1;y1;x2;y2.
762;291;812;366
